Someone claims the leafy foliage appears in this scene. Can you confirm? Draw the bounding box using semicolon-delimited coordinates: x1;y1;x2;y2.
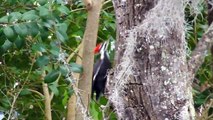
0;0;115;119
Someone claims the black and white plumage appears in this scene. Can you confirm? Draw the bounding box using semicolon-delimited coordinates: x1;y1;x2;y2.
92;42;111;100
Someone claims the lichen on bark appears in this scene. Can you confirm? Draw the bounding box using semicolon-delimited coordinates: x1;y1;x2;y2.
107;0;199;119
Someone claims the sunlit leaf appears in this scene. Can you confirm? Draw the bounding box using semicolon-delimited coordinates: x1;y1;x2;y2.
62;90;69;106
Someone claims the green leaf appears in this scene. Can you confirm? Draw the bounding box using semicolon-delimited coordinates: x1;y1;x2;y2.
14;24;28;37
0;40;12;53
56;23;68;42
56;31;67;42
62;90;69;106
32;43;46;52
0;16;8;23
70;63;83;73
43;20;55;28
20;89;32;96
3;26;16;40
56;0;64;4
59;65;68;76
38;6;49;17
36;56;49;68
38;0;47;5
50;46;60;56
56;23;68;32
90;100;102;120
68;87;74;96
8;12;22;22
14;36;24;49
57;5;70;15
44;70;60;83
195;98;205;105
1;98;10;109
49;82;59;96
22;10;39;21
26;22;40;37
0;38;5;46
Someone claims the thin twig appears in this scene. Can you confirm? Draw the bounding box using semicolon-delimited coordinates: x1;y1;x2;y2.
7;95;18;120
103;0;111;5
28;89;44;98
66;43;82;62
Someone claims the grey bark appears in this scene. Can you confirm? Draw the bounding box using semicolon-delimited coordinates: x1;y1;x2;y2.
107;0;197;119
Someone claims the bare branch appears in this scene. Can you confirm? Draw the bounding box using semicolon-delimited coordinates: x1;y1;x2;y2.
188;23;213;77
66;43;82;62
28;89;44;98
67;44;83;120
42;72;52;120
76;0;104;119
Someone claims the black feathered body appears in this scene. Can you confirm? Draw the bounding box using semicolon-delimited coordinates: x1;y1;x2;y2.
92;52;111;100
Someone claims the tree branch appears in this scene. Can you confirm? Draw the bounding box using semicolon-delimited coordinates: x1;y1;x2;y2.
76;0;103;119
188;23;213;77
66;43;82;63
42;72;52;120
83;0;93;10
67;44;83;120
28;89;44;98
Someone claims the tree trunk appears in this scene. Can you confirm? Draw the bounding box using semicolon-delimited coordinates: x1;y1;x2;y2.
75;0;103;120
108;0;196;119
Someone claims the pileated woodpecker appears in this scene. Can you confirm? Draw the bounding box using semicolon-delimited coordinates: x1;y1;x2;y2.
92;42;111;100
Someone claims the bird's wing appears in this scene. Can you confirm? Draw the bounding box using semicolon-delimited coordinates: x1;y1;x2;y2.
93;60;104;81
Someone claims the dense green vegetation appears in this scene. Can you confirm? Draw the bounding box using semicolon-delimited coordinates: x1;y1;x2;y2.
0;0;212;119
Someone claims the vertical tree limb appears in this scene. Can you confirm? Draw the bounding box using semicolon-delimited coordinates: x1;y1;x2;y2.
83;0;93;10
75;0;103;119
67;44;82;120
42;71;52;120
